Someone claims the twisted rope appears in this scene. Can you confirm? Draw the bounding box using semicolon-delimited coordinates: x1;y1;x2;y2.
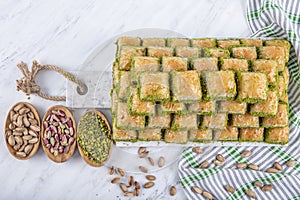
16;60;86;101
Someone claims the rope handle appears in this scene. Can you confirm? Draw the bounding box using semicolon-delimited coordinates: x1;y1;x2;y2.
16;60;86;101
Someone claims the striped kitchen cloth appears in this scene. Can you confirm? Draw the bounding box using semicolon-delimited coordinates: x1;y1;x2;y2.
178;0;300;199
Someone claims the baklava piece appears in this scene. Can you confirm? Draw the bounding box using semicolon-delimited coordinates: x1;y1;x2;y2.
128;88;156;116
164;129;188;144
117;36;141;47
217;39;240;49
231;46;257;60
252;59;278;87
112;121;137;142
111;89;119;115
112;62;120;87
236;72;268;103
231;113;259;128
262;104;288;128
175;47;199;58
220;58;248;71
138;129;162;141
147;114;171;129
202;71;236;100
202;113;228;130
171;114;198;131
191;38;216;48
119;46;146;70
204;47;230;58
147;46;174;57
259;46;285;71
139;72;170;101
167;38;190;47
162;57;188;72
171;70;202;102
189;129;213;142
282;67;289;87
218;100;247;114
240;39;263;47
142;38;166;47
131;56;160;84
250;90;278;117
158;102;186;115
192;57;219;72
264;39;290;62
265;127;289;145
116;102;145;130
188;101;216;115
117;71;131;100
214;126;239;141
239;128;264;142
277;75;288;103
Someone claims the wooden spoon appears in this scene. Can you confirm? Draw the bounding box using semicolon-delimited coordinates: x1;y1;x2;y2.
77;110;112;167
4;102;41;160
41;105;76;163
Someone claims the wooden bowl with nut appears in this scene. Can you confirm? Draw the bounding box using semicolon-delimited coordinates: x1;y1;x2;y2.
4;102;41;160
41;105;77;163
77;110;112;167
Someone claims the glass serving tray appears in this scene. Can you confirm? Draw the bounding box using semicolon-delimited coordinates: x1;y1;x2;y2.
64;29;287;172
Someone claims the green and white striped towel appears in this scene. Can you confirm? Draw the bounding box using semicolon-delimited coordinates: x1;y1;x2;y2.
178;0;300;199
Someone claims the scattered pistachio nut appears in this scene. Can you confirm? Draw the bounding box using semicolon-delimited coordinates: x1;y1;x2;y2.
191;186;203;194
124;192;134;197
119;183;128;193
199;160;209;169
139;166;148;173
145;175;156;181
216;154;225;162
170;186;176;196
139;151;149;158
134;188;140;196
245;189;256;199
134;181;140;189
128;176;134;186
138;147;147;155
253;181;263;188
213;159;224;166
143;181;155;189
148;157;155;166
192;147;202;154
117;168;125;177
158;156;165;168
248;164;259;171
111;177;121;184
266;168;279;173
273;162;283;170
225;184;235;193
262;184;273;192
285;160;296;167
202;191;213;200
236;163;247;169
241;150;252;158
109;166;114;175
